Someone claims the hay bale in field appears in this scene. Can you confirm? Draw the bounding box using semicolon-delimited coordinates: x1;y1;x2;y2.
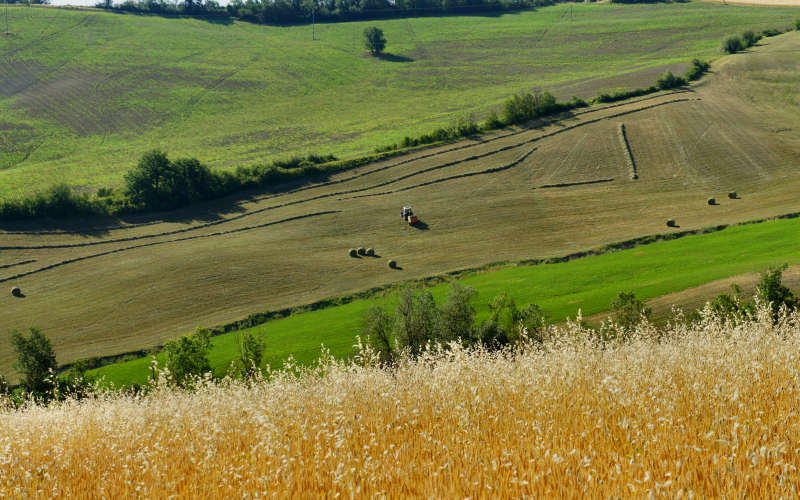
707;198;716;206
11;287;21;297
357;247;366;256
366;248;375;256
349;248;358;258
666;219;676;227
388;260;397;269
728;192;738;199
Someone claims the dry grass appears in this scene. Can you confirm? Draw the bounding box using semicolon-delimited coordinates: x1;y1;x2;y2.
2;305;800;497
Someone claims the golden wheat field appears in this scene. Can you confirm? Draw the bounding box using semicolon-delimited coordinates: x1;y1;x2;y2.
1;304;799;498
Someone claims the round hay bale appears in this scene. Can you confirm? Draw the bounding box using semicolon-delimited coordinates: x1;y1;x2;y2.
666;219;676;227
388;259;397;269
357;247;366;256
728;191;737;199
349;248;358;258
11;287;21;297
707;198;716;206
366;247;374;256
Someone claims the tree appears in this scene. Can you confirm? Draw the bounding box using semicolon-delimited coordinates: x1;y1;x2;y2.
10;327;57;395
394;287;439;355
163;328;213;386
363;306;395;363
722;35;744;54
363;26;386;56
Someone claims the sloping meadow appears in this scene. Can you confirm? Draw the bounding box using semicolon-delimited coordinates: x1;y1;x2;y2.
1;304;799;497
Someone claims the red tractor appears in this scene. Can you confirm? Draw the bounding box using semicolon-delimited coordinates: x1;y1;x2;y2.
401;206;419;224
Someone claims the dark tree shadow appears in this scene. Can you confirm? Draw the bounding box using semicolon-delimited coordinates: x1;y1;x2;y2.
377;53;414;63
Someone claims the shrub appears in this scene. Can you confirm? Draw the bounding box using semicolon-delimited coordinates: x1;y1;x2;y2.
656;70;686;90
230;331;265;379
484;110;503;130
756;264;799;321
741;30;761;48
761;28;782;37
502;91;559;125
795;18;800;30
609;291;651;331
722;35;744;54
162;327;212;387
685;58;710;81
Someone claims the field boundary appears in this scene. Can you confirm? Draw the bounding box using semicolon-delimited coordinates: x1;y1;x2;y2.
69;208;800;375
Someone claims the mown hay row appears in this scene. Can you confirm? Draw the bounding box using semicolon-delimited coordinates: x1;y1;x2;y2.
0;211;339;284
0;259;35;271
344;147;538;200
618;123;638;180
536;178;615;189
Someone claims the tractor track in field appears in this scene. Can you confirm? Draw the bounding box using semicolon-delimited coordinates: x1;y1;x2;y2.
0;211;340;284
0;95;697;243
342;147;538;200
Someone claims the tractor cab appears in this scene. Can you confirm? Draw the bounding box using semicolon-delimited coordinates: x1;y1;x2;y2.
401;206;419;224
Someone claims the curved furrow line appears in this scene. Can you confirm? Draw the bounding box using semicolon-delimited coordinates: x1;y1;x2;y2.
0;211;339;284
343;147;538;200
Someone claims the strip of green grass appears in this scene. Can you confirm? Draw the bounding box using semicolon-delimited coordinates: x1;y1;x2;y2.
91;215;800;387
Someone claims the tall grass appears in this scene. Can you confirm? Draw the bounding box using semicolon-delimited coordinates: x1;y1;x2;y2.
2;304;800;496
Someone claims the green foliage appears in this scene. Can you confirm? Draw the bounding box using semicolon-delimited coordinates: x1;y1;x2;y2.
656;70;686;90
741;30;761;48
363;27;387;56
125;150;217;211
0;183;109;220
756;264;799;321
502;91;560;125
484;110;504;130
394;288;440;355
610;291;652;330
709;284;751;318
10;327;57;396
795;18;800;30
364;306;395;363
438;283;478;343
230;331;265;379
685;58;710;81
163;327;212;386
722;35;744;54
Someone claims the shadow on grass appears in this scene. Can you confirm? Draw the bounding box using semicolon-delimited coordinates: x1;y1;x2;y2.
377;52;414;63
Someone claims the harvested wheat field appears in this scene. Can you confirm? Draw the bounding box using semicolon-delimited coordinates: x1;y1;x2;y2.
3;32;800;375
2;305;799;497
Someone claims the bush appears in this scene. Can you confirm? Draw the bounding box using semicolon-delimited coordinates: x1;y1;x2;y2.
610;291;651;331
756;264;799;321
502;91;560;125
230;331;265;379
741;30;761;48
761;28;782;37
795;18;800;30
483;110;504;130
685;58;710;81
656;70;687;90
722;35;744;54
163;328;212;387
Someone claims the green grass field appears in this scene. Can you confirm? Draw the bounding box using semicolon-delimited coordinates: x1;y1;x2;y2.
1;2;799;199
90;215;800;387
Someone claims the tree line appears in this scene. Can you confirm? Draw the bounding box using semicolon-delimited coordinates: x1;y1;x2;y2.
98;0;553;25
